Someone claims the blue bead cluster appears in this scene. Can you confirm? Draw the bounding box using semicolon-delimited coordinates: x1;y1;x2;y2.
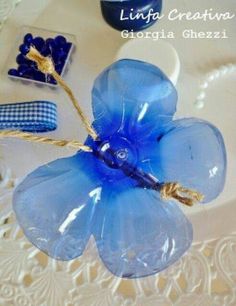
8;33;73;85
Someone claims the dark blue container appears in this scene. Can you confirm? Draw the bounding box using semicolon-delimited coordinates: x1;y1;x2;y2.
100;0;163;32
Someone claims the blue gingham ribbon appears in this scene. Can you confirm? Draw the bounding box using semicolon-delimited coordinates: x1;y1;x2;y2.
0;101;57;132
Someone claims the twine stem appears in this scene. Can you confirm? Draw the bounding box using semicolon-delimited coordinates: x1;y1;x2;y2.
160;182;204;206
0;130;92;152
26;47;98;140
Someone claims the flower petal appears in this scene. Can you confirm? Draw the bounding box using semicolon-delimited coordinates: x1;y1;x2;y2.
13;152;102;260
92;59;177;139
94;188;192;278
155;118;227;203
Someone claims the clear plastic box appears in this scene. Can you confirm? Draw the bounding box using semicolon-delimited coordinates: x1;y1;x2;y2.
4;25;76;88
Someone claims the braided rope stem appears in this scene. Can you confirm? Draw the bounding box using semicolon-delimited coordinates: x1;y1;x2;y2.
0;130;92;152
161;182;204;206
26;47;98;140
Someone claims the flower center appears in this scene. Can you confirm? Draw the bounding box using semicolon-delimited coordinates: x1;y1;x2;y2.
93;135;138;179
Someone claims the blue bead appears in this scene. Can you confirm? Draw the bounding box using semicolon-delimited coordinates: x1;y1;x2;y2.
46;75;57;85
55;63;64;75
46;38;56;51
61;54;67;62
18;64;30;76
33;71;46;82
22;69;34;79
8;68;19;77
28;60;37;70
45;38;53;44
52;49;66;63
16;53;26;65
41;45;51;57
19;44;30;56
63;42;72;54
32;37;45;51
24;33;33;44
55;35;67;46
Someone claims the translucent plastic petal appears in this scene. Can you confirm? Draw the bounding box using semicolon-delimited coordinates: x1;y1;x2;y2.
92;59;177;139
13;153;102;260
156;118;227;203
94;188;192;278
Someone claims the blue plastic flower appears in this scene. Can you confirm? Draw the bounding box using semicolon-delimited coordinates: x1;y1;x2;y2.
13;60;226;278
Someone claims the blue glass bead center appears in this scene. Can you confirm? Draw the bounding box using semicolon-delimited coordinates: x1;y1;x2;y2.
97;136;138;168
93;135;138;180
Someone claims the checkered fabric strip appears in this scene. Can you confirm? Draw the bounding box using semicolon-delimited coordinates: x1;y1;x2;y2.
0;101;57;132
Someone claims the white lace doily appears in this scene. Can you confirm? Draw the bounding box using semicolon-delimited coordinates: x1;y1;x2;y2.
0;170;235;306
